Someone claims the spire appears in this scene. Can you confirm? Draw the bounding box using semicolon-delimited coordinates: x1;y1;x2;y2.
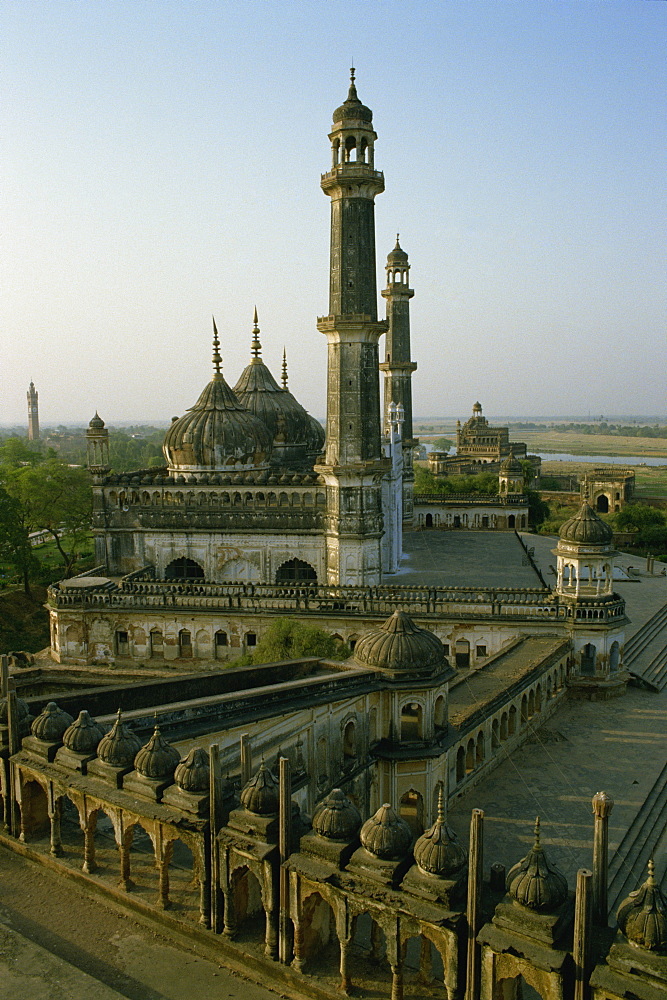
395;233;400;249
348;66;357;99
212;316;222;376
251;307;262;358
436;781;445;823
281;347;288;389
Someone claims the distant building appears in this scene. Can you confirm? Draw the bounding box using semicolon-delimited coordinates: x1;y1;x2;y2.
428;402;541;486
581;468;635;513
27;381;39;441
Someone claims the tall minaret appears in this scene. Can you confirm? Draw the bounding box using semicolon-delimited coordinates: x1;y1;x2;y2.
316;70;389;586
380;237;417;525
27;381;39;441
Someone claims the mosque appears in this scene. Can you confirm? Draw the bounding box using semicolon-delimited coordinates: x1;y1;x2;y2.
2;73;665;1000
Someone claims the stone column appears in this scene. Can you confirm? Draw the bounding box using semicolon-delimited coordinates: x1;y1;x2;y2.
156;836;174;909
278;755;292;963
339;936;352;994
47;785;62;857
82;814;97;873
291;909;305;973
591;791;613;926
209;744;224;932
465;808;484;1000
119;827;133;890
390;962;404;1000
573;868;592;1000
222;890;237;938
265;907;278;960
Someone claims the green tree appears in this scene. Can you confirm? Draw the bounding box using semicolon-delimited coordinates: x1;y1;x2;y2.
4;461;93;578
0;487;40;594
525;490;550;529
0;437;43;468
615;504;664;531
431;437;453;452
241;618;350;665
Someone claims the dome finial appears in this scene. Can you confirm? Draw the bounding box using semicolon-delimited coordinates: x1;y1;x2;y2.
212;316;222;376
533;815;541;849
251;308;261;359
281;347;288;389
437;782;445;823
395;233;400;248
347;65;358;100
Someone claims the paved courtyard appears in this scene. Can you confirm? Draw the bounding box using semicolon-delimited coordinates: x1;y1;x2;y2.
396;530;543;588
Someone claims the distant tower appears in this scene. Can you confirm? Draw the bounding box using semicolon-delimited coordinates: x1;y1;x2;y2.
86;413;110;475
27;382;39;440
316;69;388;586
380;237;417;525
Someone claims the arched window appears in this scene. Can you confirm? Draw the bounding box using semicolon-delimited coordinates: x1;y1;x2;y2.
343;720;356;760
149;629;163;657
609;641;620;672
465;738;475;773
456;746;465;783
508;705;517;735
215;630;228;657
581;643;596;675
500;712;508;741
520;694;528;725
434;695;446;732
275;559;317;584
179;629;192;657
400;703;423;741
399;789;424;838
491;719;500;749
455;639;470;669
476;730;485;765
165;557;204;581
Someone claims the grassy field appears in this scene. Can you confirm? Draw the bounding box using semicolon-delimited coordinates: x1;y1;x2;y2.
519;430;667;458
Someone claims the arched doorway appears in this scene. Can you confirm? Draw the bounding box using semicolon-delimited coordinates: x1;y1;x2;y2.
596;494;609;513
581;643;597;675
455;639;470;669
425;513;433;528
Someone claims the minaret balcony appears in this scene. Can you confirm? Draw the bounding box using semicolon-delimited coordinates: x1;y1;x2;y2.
321;166;384;198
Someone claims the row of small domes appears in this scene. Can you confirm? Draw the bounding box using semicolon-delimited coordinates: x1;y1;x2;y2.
31;703;208;792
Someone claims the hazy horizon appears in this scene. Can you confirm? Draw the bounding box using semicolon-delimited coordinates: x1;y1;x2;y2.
3;1;665;426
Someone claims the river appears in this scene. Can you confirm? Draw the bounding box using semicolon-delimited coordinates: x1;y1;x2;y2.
420;444;666;466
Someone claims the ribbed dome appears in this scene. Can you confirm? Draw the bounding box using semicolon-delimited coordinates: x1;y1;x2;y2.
354;611;445;673
500;450;523;476
174;747;210;793
63;710;105;754
0;695;30;725
617;860;667;952
506;818;568;912
312;789;361;841
387;237;408;264
163;375;273;474
88;412;105;430
31;702;73;742
559;503;613;544
413;787;467;877
134;726;180;780
233;316;324;464
360;803;412;860
97;709;142;768
240;760;279;815
333;71;373;123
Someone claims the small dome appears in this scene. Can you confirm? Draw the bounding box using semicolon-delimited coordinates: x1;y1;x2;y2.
312;789;361;841
360;803;412;860
387;237;409;265
506;818;568;912
134;726;181;780
333;70;373;124
617;860;667;953
174;747;210;793
414;787;467;877
500;451;523;476
31;702;73;742
240;760;279;815
472;402;482;413
62;710;105;754
559;503;613;544
354;611;445;673
97;709;142;768
88;412;105;430
0;695;30;725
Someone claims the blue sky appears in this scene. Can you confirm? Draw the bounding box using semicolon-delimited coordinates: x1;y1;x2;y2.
3;0;665;426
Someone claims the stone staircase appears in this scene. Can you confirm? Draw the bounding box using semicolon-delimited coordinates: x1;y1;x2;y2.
607;760;667;915
625;602;667;692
